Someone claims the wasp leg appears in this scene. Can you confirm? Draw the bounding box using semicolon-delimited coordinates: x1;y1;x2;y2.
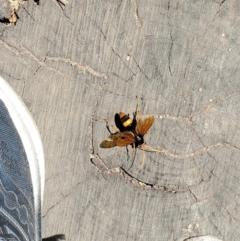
127;144;136;171
137;148;146;171
102;118;119;134
143;145;168;153
125;146;130;162
137;144;168;170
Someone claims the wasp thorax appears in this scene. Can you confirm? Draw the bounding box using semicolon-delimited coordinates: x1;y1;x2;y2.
134;133;144;146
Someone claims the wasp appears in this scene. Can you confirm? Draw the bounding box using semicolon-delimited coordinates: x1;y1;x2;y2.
100;98;164;170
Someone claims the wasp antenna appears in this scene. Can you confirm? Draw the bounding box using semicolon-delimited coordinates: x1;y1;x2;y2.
135;96;142;119
135;96;139;111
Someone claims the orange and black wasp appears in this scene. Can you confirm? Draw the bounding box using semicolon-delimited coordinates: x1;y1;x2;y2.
100;98;163;169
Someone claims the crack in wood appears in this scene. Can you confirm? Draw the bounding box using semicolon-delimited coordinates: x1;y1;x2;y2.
89;101;99;157
42;199;61;218
132;0;142;29
46;57;108;79
90;154;190;194
130;0;163;82
168;30;173;76
111;48;136;77
132;56;150;82
183;0;228;78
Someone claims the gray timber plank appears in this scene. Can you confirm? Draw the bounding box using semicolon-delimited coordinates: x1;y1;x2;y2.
0;0;239;240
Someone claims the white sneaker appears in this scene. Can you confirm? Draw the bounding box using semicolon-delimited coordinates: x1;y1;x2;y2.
0;76;64;241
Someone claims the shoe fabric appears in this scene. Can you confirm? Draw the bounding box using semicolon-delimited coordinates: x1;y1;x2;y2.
0;76;45;241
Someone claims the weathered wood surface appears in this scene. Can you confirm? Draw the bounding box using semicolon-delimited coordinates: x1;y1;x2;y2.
0;0;239;240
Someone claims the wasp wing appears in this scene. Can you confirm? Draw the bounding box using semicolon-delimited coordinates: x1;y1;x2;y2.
136;116;154;136
115;132;135;146
100;139;118;148
100;132;135;148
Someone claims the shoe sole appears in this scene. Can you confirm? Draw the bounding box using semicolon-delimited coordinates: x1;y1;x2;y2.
0;76;45;240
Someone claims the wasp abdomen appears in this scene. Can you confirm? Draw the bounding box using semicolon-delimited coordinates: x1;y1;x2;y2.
119;112;133;127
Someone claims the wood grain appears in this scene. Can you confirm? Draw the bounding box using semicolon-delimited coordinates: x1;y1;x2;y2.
0;0;239;240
